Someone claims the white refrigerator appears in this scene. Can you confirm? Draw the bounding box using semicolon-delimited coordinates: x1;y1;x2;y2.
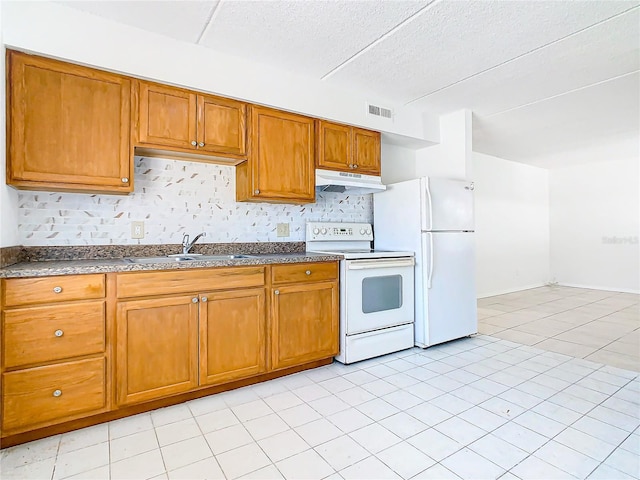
373;177;477;348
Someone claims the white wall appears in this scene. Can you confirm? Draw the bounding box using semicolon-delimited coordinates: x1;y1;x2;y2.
473;152;550;297
550;157;640;293
380;144;416;185
416;110;472;180
0;1;19;248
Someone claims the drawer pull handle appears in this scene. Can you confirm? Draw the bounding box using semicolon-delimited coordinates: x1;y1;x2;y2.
305;270;311;275
53;286;63;294
54;329;64;337
201;296;208;303
53;389;62;397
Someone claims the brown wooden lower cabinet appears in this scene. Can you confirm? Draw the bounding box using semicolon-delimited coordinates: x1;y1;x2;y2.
271;281;339;370
116;295;199;406
1;261;339;446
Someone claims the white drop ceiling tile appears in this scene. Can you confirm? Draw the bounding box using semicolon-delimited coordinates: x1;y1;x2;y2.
329;0;639;104
473;72;640;167
410;8;640;116
199;0;429;77
58;1;217;43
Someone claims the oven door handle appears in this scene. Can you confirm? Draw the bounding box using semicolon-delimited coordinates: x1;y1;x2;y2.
347;258;415;270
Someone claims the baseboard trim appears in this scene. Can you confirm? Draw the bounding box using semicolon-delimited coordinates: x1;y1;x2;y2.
477;283;547;299
555;283;640;295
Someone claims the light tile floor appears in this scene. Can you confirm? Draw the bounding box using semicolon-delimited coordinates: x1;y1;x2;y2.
478;286;639;372
2;334;639;479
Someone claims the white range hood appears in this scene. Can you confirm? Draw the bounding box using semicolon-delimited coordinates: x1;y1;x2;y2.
315;169;386;195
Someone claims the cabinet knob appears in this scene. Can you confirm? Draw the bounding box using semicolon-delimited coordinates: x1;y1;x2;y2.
274;290;279;295
192;297;199;303
121;177;129;183
54;329;64;337
53;286;62;294
353;164;358;169
53;389;62;397
254;189;260;195
305;270;311;275
198;142;204;147
201;296;208;303
191;141;197;146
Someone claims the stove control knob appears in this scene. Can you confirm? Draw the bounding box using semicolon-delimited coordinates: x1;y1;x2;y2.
321;228;327;235
313;228;320;235
360;229;365;235
366;229;372;235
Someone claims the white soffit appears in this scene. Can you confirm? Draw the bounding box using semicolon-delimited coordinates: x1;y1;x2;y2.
409;8;640;116
473;72;640;167
199;0;429;78
327;0;638;104
56;1;218;44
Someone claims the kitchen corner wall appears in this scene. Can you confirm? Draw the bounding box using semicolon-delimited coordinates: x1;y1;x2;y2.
16;157;373;246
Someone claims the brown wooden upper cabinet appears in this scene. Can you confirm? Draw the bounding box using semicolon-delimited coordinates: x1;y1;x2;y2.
236;106;315;204
317;120;381;176
135;81;246;160
6;50;133;194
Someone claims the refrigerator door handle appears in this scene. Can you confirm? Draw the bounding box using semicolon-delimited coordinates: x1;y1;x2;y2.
427;232;434;289
426;178;433;231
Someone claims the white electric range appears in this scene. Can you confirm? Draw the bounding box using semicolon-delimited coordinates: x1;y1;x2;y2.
306;222;415;364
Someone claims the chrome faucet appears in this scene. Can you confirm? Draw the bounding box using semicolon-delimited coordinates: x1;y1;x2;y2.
182;232;206;255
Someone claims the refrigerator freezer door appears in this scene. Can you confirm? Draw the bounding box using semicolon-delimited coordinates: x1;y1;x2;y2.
422;178;474;232
418;231;477;346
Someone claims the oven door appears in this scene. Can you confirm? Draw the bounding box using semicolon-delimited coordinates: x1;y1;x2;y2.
344;257;415;335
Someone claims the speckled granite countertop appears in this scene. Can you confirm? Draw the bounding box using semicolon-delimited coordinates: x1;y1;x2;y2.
0;252;343;278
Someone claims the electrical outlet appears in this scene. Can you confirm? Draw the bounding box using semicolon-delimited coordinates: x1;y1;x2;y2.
276;223;289;237
131;221;144;239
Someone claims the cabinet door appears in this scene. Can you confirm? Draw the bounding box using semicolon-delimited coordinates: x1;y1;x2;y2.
7;51;132;192
116;296;198;405
199;288;266;386
353;128;381;175
242;106;315;203
197;95;247;156
137;81;197;150
316;121;351;172
271;281;339;370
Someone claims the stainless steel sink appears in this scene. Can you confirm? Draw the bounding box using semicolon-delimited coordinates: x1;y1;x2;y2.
124;254;254;264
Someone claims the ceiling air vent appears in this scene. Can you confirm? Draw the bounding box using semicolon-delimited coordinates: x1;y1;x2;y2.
367;102;393;120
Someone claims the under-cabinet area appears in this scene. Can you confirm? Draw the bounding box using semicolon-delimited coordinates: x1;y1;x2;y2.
5;49;381;202
0;261;339;446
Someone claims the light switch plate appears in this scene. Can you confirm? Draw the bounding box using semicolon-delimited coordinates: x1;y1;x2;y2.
131;221;144;239
276;223;289;237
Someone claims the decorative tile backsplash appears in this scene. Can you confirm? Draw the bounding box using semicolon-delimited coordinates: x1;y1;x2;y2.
17;157;374;246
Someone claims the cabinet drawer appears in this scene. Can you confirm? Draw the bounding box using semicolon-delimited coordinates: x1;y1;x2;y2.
3;274;106;307
117;266;265;298
3;301;106;368
271;262;338;285
2;357;106;432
